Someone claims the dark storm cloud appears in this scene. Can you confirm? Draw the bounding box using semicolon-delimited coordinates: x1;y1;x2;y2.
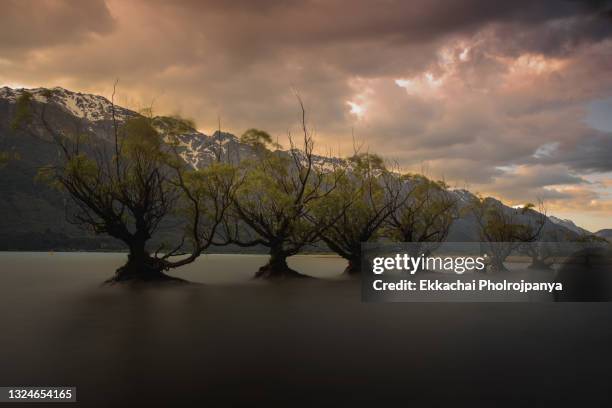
0;0;115;53
0;0;611;224
538;132;612;173
484;8;612;58
128;0;612;77
152;0;610;47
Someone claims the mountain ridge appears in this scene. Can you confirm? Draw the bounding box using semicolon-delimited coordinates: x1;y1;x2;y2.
0;86;600;250
595;229;612;241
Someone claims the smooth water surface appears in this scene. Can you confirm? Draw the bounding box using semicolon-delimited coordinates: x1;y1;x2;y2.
0;252;611;406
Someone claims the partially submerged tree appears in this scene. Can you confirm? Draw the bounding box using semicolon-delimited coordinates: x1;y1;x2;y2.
520;226;572;270
470;198;546;272
524;241;561;270
310;153;403;275
385;175;459;257
227;102;343;278
12;89;239;282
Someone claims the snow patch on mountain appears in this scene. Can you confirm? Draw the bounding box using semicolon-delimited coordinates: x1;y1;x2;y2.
0;86;135;122
450;189;477;204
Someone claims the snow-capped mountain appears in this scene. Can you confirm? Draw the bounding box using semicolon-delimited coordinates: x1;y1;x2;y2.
0;86;343;171
1;86;225;169
0;86;134;122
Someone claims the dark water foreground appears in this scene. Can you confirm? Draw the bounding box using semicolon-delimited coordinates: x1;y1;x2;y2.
0;253;611;406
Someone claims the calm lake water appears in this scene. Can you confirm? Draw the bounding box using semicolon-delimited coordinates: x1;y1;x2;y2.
1;252;611;406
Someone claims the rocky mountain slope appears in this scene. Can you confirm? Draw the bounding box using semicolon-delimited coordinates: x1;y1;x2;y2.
0;86;597;250
595;229;612;241
548;216;591;236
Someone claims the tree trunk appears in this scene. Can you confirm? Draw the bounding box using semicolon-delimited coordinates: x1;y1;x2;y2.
487;256;509;273
254;246;308;279
108;239;184;283
528;257;553;270
343;257;362;275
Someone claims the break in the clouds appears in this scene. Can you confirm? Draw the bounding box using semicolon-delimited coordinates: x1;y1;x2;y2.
1;0;611;230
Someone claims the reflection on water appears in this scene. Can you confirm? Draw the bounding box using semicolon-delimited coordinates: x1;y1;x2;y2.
0;252;347;287
1;252;612;406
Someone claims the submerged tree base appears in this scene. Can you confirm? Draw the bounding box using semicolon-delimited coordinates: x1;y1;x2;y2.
105;261;189;285
527;260;554;270
343;262;362;276
254;262;310;280
486;265;509;273
105;272;188;285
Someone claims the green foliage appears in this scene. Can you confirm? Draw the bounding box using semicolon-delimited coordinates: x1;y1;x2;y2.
230;134;338;267
312;155;392;264
8;88;246;276
7;86;560;276
385;174;458;245
65;154;99;182
185;162;239;205
520;202;535;214
240;128;280;152
472;197;541;243
469;196;547;271
172;162;241;246
236;154;303;226
348;152;386;172
122;117;163;154
153;115;196;144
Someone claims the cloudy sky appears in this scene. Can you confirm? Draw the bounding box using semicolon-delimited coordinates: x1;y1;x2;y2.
1;0;611;231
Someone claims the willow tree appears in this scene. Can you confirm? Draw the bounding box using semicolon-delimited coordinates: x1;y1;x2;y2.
470;197;546;272
12;89;239;282
385;175;459;256
227;105;342;278
310;153;404;275
520;225;571;270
